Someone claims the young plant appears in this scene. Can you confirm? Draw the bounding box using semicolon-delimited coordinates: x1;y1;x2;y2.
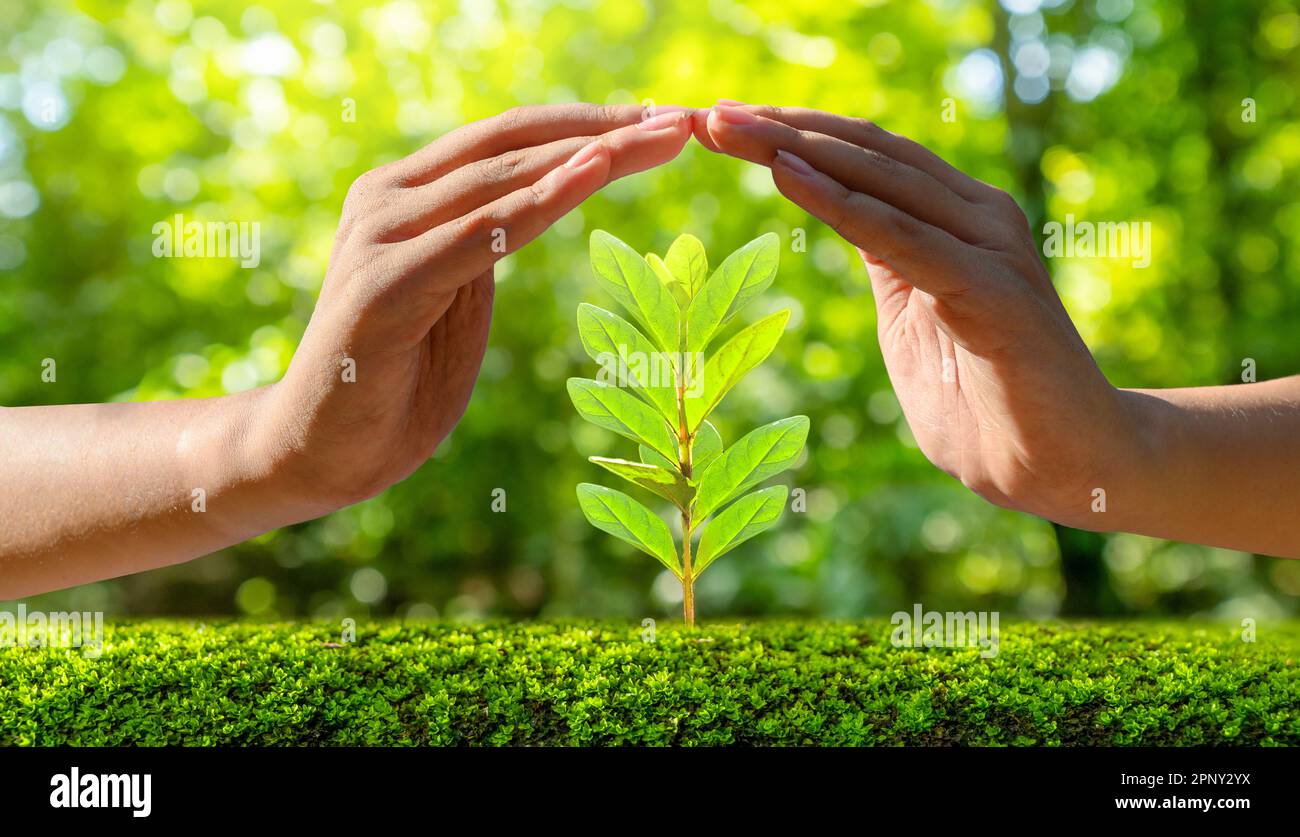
569;229;808;626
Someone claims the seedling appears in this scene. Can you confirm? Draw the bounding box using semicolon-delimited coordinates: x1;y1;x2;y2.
569;230;808;626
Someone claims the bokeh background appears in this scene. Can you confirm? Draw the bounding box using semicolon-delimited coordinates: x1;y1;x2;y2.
4;0;1300;621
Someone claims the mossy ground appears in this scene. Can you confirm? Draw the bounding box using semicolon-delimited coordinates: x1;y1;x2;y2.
3;620;1296;746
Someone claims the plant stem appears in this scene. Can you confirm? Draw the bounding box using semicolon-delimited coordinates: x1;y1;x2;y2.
681;510;695;627
674;350;695;627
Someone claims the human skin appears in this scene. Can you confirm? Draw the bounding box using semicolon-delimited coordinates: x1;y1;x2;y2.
696;102;1300;560
6;100;1298;601
0;104;695;598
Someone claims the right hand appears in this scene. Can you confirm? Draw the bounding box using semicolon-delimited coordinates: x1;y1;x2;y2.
255;104;695;515
695;104;1142;526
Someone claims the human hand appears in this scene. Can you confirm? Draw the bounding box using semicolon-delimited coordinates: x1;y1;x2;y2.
257;104;695;515
695;104;1142;526
0;104;697;594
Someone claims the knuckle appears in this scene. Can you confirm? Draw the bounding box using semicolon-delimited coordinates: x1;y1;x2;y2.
345;172;376;204
455;210;494;245
828;192;861;237
522;181;549;211
456;204;517;248
486;150;526;181
350;215;383;244
853;117;885;139
898;136;930;163
991;188;1030;227
345;166;396;206
495;105;529;132
881;204;922;243
1008;200;1030;228
861;147;899;176
990;187;1019;210
827;207;853;238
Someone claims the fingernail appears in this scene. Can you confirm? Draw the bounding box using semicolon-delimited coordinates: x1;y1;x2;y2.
716;98;746;106
711;105;757;126
775;149;816;177
564;141;602;169
636;110;686;131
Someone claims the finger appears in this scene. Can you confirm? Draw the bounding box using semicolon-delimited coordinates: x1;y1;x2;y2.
377;135;594;242
593;110;698;180
400;142;612;295
769;149;983;303
387;115;690;313
727;105;991;203
705;106;990;246
382;110;694;241
690;105;724;152
394;103;694;185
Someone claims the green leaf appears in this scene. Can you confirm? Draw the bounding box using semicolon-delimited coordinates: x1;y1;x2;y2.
684;232;779;353
577;483;680;576
694;485;788;575
685;309;790;432
577;304;679;424
567;378;678;462
692;421;724;473
694;416;808;518
639;443;679;472
589;230;679;352
646;253;691;309
664;234;708;298
589;457;695;509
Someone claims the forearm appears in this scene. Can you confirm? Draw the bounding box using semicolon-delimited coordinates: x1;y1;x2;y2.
1089;377;1300;558
0;387;306;597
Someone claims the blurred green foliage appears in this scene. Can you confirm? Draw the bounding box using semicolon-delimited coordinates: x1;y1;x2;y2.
3;0;1300;620
5;620;1298;745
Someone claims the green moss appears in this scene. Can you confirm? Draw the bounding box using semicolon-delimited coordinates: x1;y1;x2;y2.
2;620;1297;746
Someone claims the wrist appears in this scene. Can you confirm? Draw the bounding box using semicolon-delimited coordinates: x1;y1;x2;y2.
245;382;353;521
1048;387;1171;533
202;385;333;536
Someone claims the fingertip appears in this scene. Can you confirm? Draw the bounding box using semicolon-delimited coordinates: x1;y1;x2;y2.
774;149;817;178
703;106;751;152
768;150;832;209
587;143;614;178
551;141;611;192
670;113;695;146
690;109;721;152
629;111;692;148
596;118;689;182
562;140;609;172
647;123;694;165
662;110;695;142
705;105;726;137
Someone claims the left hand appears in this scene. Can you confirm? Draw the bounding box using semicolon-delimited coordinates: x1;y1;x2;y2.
259;104;696;515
